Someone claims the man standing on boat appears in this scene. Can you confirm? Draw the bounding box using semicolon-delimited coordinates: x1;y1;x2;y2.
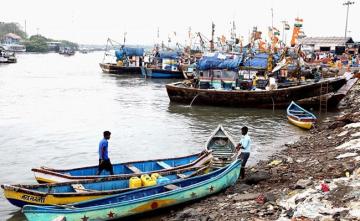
96;131;114;175
236;126;251;179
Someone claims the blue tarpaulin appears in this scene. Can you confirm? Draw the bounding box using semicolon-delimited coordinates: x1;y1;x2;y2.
242;53;280;69
158;51;181;59
242;53;269;69
197;53;242;71
115;47;144;60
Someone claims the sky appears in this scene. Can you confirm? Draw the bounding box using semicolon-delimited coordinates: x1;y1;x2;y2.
1;0;359;45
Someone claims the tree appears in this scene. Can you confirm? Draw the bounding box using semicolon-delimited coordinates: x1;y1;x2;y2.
24;35;49;52
0;22;27;39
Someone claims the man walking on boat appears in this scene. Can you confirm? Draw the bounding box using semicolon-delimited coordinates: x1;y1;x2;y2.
96;131;114;175
236;127;251;179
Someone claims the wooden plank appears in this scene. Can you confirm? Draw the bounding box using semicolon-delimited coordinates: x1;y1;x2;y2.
157;161;186;178
157;161;172;169
126;164;142;174
164;184;179;190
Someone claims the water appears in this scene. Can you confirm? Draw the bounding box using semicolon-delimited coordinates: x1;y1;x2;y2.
0;52;306;220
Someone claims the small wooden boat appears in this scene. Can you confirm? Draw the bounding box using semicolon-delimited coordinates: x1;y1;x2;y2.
23;160;241;221
142;67;185;79
31;151;212;183
1;165;206;208
287;101;317;129
206;125;238;167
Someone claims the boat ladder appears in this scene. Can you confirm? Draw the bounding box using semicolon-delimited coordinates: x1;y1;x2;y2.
319;81;329;115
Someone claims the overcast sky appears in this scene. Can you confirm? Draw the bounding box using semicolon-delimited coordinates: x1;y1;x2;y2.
2;0;359;45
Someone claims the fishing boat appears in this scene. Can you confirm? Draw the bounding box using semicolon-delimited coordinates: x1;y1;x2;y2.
59;47;75;56
0;46;17;63
99;63;141;75
22;160;241;221
206;125;238;167
31;151;212;183
287;101;317;129
2;165;206;208
166;76;348;109
99;38;144;75
143;51;185;79
142;68;185;79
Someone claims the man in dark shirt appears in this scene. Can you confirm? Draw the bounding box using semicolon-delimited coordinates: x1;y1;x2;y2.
96;131;114;175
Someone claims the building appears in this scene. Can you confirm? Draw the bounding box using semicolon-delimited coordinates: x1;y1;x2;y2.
2;33;22;44
46;41;62;52
1;33;26;52
299;37;355;54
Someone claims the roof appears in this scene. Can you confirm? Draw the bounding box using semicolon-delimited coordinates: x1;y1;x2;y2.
4;33;22;40
299;37;354;45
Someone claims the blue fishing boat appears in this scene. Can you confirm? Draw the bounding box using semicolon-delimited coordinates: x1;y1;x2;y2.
143;51;185;79
142;68;185;79
23;160;241;221
2;166;205;208
31;151;212;183
287;101;317;129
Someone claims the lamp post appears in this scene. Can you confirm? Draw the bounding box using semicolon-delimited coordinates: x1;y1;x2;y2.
343;1;355;39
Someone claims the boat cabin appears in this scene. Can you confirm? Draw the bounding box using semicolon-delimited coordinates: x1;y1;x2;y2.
198;69;238;90
115;47;145;68
149;51;181;71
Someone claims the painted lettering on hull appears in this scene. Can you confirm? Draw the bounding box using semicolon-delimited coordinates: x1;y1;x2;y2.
21;194;45;204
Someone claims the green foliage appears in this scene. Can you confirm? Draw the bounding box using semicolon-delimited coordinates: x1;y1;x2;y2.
24;35;49;52
0;22;27;39
1;21;78;52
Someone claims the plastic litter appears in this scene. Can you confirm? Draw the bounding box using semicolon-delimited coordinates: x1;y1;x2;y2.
268;160;282;166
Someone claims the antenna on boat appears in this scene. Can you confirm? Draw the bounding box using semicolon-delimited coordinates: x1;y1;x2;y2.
123;32;127;46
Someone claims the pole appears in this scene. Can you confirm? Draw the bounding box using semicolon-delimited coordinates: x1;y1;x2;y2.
281;21;286;44
24;20;27;38
210;22;215;52
343;1;355;39
271;8;274;29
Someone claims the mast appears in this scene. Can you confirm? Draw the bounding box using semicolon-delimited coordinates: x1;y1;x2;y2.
123;32;127;46
210;22;215;52
343;1;355;39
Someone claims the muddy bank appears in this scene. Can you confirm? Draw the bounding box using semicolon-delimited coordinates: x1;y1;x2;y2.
164;79;360;221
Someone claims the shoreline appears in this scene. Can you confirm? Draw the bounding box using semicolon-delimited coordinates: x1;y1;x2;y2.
165;77;360;220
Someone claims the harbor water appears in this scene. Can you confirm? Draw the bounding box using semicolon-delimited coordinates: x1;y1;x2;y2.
0;52;306;220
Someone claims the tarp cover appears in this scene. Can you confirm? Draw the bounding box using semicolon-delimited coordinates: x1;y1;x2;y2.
115;47;144;59
158;51;181;59
242;53;269;69
197;53;242;71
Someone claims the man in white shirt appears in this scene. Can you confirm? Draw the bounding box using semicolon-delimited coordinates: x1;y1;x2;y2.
236;126;251;179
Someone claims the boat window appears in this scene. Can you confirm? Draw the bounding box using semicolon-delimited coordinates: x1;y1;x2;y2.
213;70;222;78
222;71;236;79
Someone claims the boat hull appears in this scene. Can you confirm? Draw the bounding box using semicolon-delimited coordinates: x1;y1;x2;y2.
287;101;317;130
287;116;313;129
143;68;185;79
31;151;212;183
23;161;241;221
99;63;141;75
2;166;202;207
166;77;347;108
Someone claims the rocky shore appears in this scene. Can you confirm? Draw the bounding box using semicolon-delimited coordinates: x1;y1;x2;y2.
165;77;360;221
